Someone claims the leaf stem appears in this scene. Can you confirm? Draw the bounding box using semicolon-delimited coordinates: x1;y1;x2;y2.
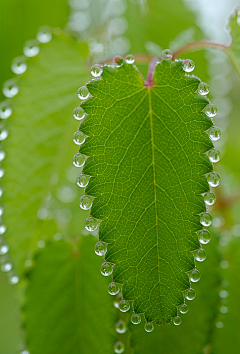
172;40;230;59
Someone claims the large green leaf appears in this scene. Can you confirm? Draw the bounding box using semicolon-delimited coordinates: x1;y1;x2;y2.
80;58;214;324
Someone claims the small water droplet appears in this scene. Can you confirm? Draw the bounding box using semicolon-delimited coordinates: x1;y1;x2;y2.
162;49;173;60
179;303;188;314
216;321;224;329
37;240;45;248
182;59;195;72
207;149;221;163
119;299;130;312
1;262;13;272
0;244;9;255
207;172;220;187
219;289;228;298
198;229;211;244
220;260;229;269
85;216;98;231
0;101;12;119
125;54;135;64
173;316;182;325
200;212;212;227
131;313;141;324
79;195;93;210
113;55;124;67
203;103;217;118
0;187;3;197
108;281;120;295
95;241;107;256
9;275;19;284
0;130;9;141
195;248;206;262
11;56;27;75
100;262;113;276
37;26;52;43
72;153;85;167
3;79;19;98
0;225;6;235
73;130;86;145
20;351;30;354
208;126;221;141
0;151;6;161
220;305;228;314
115;319;127;333
198;82;209;95
76;173;90;188
77;86;90;100
185;288;196;300
204;192;216;206
190;269;201;282
114;341;125;354
144;322;154;332
73;106;85;120
23;40;40;57
91;64;103;77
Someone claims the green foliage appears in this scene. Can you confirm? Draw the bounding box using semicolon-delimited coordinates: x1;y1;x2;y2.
227;8;240;77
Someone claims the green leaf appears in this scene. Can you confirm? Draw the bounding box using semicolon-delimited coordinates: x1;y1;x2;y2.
226;8;240;77
23;236;117;354
80;59;213;324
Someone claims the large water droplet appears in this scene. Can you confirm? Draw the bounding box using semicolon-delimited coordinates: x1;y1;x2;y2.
3;79;19;98
173;316;182;325
179;303;188;314
1;262;13;272
85;216;98;231
76;173;90;188
79;195;93;210
9;275;19;284
100;262;113;276
0;225;6;235
185;288;196;300
144;322;154;332
91;64;103;77
73;130;86;145
190;269;201;282
125;54;135;64
115;320;127;334
131;313;141;324
182;59;195;72
198;229;211;244
204;192;216;206
119;300;130;312
37;26;52;43
195;248;206;262
94;241;107;256
203;103;217;118
73;106;85;120
208;149;221;163
114;341;125;354
77;86;90;100
72;153;85;167
108;281;120;295
0;101;12;119
23;40;40;57
208;126;221;141
11;56;27;75
113;55;124;67
0;244;9;255
0;130;9;141
207;172;220;187
198;82;209;95
200;212;212;227
162;49;173;60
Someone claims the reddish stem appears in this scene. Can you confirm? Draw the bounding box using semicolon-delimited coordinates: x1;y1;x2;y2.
146;57;159;87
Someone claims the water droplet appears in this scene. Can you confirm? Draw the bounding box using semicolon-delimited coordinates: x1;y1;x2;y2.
220;260;229;269
85;216;98;231
115;319;127;333
91;64;103;77
95;241;107;256
0;151;6;161
9;275;19;284
113;293;122;308
113;55;124;67
0;130;9;141
108;281;120;295
37;240;45;248
11;56;27;75
207;149;221;163
23;40;40;57
220;306;228;314
173;316;182;325
0;101;12;119
119;299;130;312
76;174;90;188
72;153;85;167
179;303;188;314
73;130;86;145
0;225;6;235
208;126;221;141
20;351;30;354
1;262;12;272
0;188;4;197
3;79;19;98
216;321;224;329
125;54;135;64
131;313;141;324
77;86;89;100
185;288;196;300
162;49;173;60
114;341;125;354
0;245;9;255
73;106;85;120
37;26;52;43
100;262;113;276
207;172;220;187
190;269;201;282
204;192;216;206
198;82;209;95
144;322;154;332
203;103;217;118
79;194;93;210
200;212;212;227
195;248;206;262
0;168;5;178
198;229;211;244
219;289;228;298
182;59;195;72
